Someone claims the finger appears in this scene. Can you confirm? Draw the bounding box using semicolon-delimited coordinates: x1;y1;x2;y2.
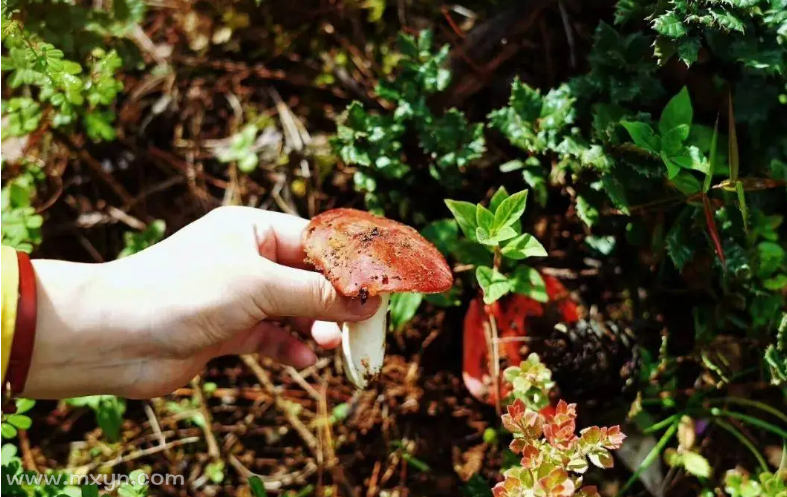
290;317;314;335
247;210;311;269
258;260;381;322
289;318;341;349
213;321;316;368
311;320;342;349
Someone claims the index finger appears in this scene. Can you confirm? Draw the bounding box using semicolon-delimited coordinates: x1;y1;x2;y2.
247;208;312;269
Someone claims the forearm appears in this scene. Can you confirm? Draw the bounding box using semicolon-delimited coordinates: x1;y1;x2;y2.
23;260;148;398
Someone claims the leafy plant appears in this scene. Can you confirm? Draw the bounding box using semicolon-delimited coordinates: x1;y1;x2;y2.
491;385;625;497
444;188;548;304
1;164;44;253
333;30;485;213
118;220;166;258
117;469;150;497
66;395;126;443
217;124;265;173
1;6;130;142
725;468;787;497
503;354;555;412
1;399;35;439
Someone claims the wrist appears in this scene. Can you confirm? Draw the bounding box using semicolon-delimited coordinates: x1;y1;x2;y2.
22;259;149;398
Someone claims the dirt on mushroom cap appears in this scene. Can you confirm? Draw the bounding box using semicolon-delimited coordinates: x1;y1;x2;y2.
303;208;453;298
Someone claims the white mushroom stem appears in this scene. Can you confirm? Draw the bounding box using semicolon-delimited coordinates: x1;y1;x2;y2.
341;293;390;389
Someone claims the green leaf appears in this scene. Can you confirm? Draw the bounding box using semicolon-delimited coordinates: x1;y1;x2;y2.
81;485;99;497
576;195;600;227
662;124;691;153
492;189;528;231
6;414;31;430
14;398;34;414
585;235;616;255
476;204;494;231
421;219;459;256
501;233;547;260
489;186;510;213
659;87;693;135
476;225;517;246
653;12;688;38
510;266;547;302
389;293;423;332
666;208;695;271
1;423;17;438
735;181;748;234
621;121;660;153
461;474;493;497
249;476;268;497
476;266;511;304
678;37;701;66
703;117;719;193
671;171;702;195
499;160;524;173
682;451;712;478
445;200;478;241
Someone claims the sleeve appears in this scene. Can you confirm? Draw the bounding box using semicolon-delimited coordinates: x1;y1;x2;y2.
2;245;20;385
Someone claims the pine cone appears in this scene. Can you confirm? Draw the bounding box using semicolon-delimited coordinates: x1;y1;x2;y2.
527;318;641;420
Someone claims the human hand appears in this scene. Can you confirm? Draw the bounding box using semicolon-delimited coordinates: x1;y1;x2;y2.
24;207;381;399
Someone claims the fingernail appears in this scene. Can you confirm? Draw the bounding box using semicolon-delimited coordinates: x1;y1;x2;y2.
347;295;381;317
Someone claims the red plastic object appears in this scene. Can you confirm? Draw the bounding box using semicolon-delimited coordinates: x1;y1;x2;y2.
461;273;579;407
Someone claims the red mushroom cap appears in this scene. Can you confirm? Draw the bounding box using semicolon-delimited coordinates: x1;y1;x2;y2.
303;208;453;298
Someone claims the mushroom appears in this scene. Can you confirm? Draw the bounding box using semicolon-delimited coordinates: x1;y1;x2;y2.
303;208;453;388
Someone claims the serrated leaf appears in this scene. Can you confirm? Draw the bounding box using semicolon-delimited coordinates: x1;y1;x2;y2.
653;12;688;38
576;195;600;227
476;266;511;304
501;233;547;260
678;37;701;66
666;208;694;271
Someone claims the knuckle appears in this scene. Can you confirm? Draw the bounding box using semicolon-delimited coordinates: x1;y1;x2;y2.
312;277;337;313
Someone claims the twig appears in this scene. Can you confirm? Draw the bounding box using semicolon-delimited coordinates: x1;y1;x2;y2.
488;313;502;416
189;377;221;460
144;402;169;457
18;429;38;472
285;366;321;401
241;355;319;456
71;436;200;473
557;0;576;68
228;454;317;491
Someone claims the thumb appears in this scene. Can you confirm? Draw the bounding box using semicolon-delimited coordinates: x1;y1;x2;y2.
255;260;381;322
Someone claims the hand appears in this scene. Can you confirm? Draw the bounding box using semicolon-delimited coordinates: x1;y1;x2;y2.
23;207;381;399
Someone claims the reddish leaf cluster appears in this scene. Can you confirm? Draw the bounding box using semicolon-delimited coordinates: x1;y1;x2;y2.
492;400;626;497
